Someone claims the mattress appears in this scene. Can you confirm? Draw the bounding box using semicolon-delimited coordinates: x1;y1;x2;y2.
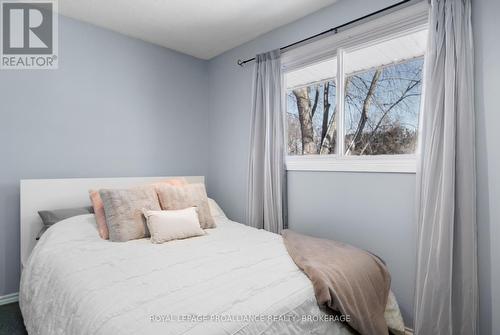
20;214;353;335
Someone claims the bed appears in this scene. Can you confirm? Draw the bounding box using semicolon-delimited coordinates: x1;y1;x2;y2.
19;176;404;335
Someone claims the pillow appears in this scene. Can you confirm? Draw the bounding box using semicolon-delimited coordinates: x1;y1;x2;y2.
143;207;205;244
152;178;187;189
208;198;227;219
99;187;161;242
35;226;50;241
384;290;406;335
156;183;216;229
37;206;94;240
38;206;94;226
89;178;187;240
89;190;108;239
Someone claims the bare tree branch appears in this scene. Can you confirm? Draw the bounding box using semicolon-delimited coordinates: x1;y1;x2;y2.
359;77;421;154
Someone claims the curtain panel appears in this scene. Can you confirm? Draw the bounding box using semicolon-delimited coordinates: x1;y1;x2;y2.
246;49;286;234
414;0;478;334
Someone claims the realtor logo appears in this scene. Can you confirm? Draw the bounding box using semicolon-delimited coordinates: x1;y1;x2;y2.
1;0;58;69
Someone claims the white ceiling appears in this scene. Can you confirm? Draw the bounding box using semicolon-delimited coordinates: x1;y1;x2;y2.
58;0;338;60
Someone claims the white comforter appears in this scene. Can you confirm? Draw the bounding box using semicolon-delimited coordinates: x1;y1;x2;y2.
20;214;353;335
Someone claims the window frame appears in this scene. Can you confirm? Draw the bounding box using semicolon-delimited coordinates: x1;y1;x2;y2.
282;2;429;173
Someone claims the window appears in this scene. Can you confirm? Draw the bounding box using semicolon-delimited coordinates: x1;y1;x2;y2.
284;20;427;173
286;57;337;155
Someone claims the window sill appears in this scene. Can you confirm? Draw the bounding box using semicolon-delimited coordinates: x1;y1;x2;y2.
285;155;417;173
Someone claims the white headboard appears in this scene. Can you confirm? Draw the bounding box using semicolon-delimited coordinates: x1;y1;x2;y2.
20;176;204;268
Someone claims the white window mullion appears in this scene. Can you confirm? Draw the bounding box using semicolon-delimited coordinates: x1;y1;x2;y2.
336;49;345;156
281;71;288;157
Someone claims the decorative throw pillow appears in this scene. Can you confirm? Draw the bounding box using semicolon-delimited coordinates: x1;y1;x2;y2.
152;178;187;189
99;187;161;242
89;178;187;240
156;183;216;229
208;198;227;219
143;207;205;244
89;190;108;239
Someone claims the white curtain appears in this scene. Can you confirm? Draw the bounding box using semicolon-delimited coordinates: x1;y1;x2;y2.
414;0;477;334
246;49;286;234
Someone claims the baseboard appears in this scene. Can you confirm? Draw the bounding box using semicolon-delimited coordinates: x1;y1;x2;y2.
0;292;19;305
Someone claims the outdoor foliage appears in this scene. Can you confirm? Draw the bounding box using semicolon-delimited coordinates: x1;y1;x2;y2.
286;58;423;156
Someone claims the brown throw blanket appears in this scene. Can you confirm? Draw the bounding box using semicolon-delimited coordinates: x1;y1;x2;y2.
282;229;391;335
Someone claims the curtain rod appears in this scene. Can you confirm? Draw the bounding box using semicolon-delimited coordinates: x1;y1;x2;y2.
236;0;414;66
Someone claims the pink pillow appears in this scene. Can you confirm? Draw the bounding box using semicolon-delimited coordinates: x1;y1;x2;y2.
152;178;188;189
89;178;188;240
89;190;108;239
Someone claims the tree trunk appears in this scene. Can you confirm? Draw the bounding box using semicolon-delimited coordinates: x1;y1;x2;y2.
293;87;317;154
311;87;319;118
347;70;381;152
319;78;348;154
320;106;336;154
321;82;330;141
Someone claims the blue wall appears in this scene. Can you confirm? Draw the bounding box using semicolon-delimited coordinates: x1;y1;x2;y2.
473;0;500;333
0;16;209;296
287;171;416;322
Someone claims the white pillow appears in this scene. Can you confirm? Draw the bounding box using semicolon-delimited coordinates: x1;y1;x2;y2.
142;207;205;244
208;198;227;219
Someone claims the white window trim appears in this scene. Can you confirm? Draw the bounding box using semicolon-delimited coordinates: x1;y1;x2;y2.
286;154;417;173
282;2;428;174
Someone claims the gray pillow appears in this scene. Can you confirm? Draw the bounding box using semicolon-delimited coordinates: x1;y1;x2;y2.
35;226;50;241
37;206;94;240
99;187;161;242
38;206;94;226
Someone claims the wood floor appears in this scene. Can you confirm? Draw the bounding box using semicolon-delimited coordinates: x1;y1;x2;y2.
0;302;27;335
